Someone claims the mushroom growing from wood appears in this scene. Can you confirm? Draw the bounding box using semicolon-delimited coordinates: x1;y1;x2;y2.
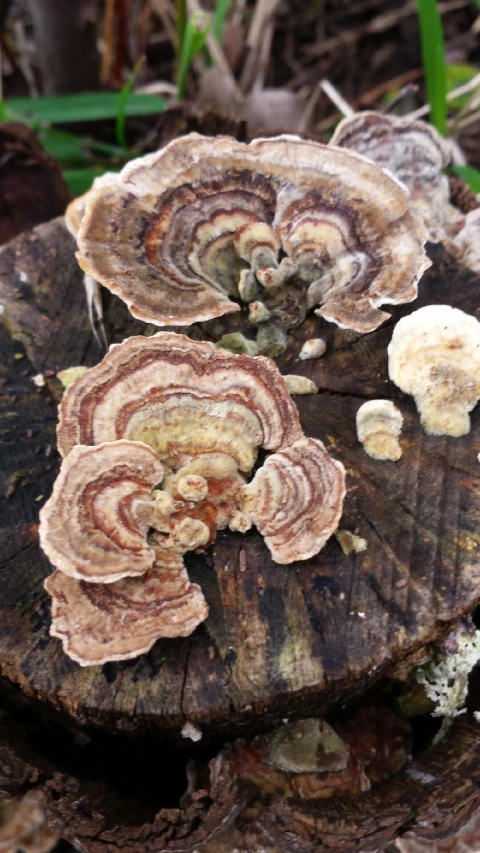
388;305;480;437
73;134;430;355
44;546;208;666
40;332;346;665
356;399;403;461
240;438;345;563
331;111;464;242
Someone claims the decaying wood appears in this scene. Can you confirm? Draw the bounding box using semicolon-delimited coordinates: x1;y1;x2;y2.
260;716;480;853
0;124;70;245
0;219;479;739
0;695;477;853
41;764;242;853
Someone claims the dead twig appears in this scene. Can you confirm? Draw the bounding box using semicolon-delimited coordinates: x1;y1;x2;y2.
188;0;244;102
303;0;469;61
239;0;281;93
407;71;480;120
319;79;354;118
150;0;178;49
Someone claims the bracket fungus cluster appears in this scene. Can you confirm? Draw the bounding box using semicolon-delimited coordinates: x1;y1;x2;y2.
388;305;480;437
331;111;463;242
40;332;346;665
72;133;430;355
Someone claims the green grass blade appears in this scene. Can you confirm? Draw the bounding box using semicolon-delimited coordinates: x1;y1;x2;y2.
416;0;447;135
4;92;166;125
213;0;233;45
176;0;187;61
116;60;144;149
176;12;210;100
40;128;90;167
450;165;480;193
39;127;128;167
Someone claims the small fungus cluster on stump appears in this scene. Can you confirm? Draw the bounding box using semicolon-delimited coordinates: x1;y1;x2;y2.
40;332;345;666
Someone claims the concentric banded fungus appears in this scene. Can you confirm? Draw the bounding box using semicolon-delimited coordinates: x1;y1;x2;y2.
41;332;346;664
331;111;463;242
74;134;430;354
388;305;480;437
44;546;208;666
240;438;346;563
356;400;403;461
39;441;164;583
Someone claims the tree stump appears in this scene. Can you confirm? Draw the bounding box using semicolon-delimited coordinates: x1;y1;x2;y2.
0;218;479;852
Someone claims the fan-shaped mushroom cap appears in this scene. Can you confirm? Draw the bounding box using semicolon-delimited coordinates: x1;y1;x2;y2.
388;305;480;437
44;545;208;666
331;111;463;241
356;399;403;461
240;437;346;563
57;332;303;469
39;441;164;583
74;134;429;349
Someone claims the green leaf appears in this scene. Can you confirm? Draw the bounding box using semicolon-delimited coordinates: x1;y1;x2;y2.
177;11;210;100
39;128;90;167
62;168;119;196
4;92;166;126
416;0;447;135
450;165;480;193
446;63;480;109
39;127;129;168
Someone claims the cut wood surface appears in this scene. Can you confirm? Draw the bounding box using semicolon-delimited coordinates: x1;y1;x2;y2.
0;218;479;738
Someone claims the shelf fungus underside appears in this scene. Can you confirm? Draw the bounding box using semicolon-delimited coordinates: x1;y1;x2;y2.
40;333;346;666
76;134;430;354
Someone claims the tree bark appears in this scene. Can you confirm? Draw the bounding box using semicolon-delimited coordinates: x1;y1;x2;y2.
26;0;100;94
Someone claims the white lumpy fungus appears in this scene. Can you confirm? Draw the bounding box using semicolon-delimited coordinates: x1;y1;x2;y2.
388;305;480;437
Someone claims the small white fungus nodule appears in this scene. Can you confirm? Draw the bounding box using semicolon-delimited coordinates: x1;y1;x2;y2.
356;399;403;461
388;305;480;437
